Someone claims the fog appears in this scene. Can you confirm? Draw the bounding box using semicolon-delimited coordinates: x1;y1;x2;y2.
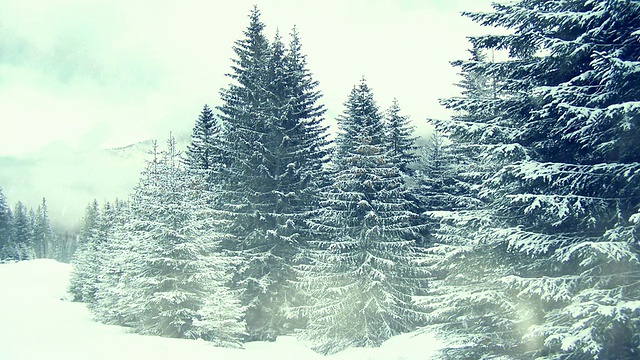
0;0;495;229
0;141;152;230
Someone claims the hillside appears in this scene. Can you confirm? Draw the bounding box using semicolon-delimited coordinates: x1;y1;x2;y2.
0;137;190;230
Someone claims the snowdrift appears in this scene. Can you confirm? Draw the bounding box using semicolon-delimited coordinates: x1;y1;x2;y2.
0;259;443;359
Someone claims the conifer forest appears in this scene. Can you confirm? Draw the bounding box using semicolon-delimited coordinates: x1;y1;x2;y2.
1;1;640;359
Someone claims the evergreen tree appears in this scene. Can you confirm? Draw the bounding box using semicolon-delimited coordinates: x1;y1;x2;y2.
217;9;277;340
184;104;225;180
92;199;137;327
411;132;464;213
299;79;427;354
415;44;529;358
33;198;52;258
10;202;34;260
282;27;330;176
0;188;12;259
217;8;330;340
93;138;245;346
482;1;640;358
54;230;75;263
385;99;417;173
69;201;119;304
423;1;640;358
69;200;101;302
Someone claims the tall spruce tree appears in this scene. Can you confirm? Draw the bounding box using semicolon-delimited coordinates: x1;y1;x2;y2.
92;138;245;346
481;1;640;358
385;99;417;174
33;198;52;259
411;132;470;213
69;201;120;305
416;45;529;359
0;188;12;259
184;104;225;180
217;8;330;340
283;27;330;178
423;1;640;358
10;202;34;260
136;138;242;341
92;199;137;327
69;200;101;302
299;79;427;354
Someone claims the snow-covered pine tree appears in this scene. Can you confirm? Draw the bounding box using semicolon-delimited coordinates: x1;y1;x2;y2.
414;43;534;359
184;104;225;182
217;8;330;340
83;201;119;307
472;1;640;358
46;230;64;263
257;27;331;332
69;200;101;302
298;79;427;354
92;199;137;326
32;198;52;259
424;1;640;358
50;230;74;263
97;137;245;345
9;202;34;260
217;9;284;340
411;132;461;213
385;99;417;174
283;27;330;179
0;188;12;259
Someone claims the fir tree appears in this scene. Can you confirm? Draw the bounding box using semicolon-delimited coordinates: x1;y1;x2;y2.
33;198;52;259
69;200;100;302
299;79;427;354
217;8;280;340
10;202;34;260
217;8;330;340
93;138;245;346
415;44;528;358
184;104;225;180
0;188;12;259
477;1;640;357
92;199;137;326
69;201;119;305
412;132;460;212
423;1;640;358
385;99;417;173
283;27;330;175
54;230;76;263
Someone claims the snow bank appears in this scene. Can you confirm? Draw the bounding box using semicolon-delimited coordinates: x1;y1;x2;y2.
0;260;443;359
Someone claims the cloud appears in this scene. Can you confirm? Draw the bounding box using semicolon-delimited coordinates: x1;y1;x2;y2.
1;0;494;154
0;0;495;226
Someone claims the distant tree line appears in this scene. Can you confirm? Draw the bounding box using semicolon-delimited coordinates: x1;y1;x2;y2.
0;190;76;263
68;1;640;359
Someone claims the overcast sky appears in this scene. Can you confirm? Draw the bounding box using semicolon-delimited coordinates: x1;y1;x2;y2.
0;0;495;156
0;0;499;227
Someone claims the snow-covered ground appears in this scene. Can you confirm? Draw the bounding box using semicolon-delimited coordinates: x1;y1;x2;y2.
0;259;443;360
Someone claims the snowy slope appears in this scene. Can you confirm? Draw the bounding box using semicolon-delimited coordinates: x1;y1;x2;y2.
0;260;443;360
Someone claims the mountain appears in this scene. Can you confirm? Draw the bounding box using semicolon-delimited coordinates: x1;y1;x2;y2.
0;139;166;230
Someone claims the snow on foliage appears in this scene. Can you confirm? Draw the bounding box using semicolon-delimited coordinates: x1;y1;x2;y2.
69;138;245;347
216;7;330;341
421;0;640;358
298;79;427;355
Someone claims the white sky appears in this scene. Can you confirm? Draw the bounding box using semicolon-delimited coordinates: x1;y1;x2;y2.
0;0;495;156
0;0;498;227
